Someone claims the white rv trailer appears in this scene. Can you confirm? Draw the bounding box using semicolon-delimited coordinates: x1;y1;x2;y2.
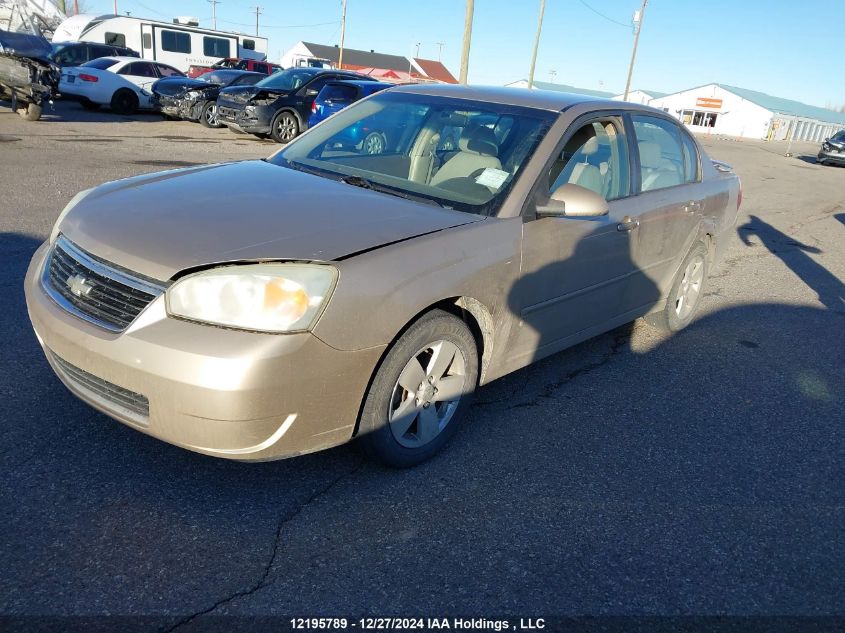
52;14;268;72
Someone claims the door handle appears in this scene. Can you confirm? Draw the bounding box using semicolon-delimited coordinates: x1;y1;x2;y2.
617;216;640;232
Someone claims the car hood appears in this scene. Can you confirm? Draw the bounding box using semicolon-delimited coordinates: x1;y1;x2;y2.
152;77;212;97
58;160;481;281
219;85;286;104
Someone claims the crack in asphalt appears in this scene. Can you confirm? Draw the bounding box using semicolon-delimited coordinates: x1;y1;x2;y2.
161;459;365;632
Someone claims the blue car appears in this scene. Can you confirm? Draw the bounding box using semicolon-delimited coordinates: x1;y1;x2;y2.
308;80;391;152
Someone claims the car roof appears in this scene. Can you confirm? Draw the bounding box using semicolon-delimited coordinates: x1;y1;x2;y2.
325;79;387;88
389;83;628;112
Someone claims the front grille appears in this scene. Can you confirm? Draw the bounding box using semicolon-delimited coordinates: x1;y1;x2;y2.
217;106;237;119
51;353;150;422
42;235;166;332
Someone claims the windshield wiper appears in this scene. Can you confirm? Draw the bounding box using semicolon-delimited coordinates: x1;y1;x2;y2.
340;175;445;207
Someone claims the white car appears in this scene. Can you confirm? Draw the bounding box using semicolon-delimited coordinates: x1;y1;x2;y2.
59;56;184;114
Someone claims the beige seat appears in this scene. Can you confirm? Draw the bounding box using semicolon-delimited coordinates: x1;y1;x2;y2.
430;125;502;187
639;141;682;191
552;126;603;196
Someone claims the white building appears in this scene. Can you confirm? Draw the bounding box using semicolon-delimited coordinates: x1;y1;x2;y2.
649;83;845;142
612;89;667;105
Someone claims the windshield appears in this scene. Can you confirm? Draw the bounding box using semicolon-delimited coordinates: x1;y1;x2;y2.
254;68;317;91
832;131;845;142
269;91;555;216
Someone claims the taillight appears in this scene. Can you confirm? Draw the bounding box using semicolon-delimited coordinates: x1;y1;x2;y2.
311;101;317;113
79;73;98;82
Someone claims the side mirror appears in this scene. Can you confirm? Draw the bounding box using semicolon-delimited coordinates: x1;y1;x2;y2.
536;183;609;218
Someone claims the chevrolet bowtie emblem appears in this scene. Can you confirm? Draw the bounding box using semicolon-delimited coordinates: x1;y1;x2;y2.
66;274;93;297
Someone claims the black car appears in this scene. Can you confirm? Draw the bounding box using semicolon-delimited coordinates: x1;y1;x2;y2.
152;70;265;128
215;67;367;142
817;130;845;167
50;41;139;67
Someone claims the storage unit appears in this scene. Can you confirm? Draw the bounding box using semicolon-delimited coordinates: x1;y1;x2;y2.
648;84;845;141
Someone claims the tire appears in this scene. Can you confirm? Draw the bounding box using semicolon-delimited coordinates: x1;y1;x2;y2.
358;309;478;468
200;101;221;128
362;131;386;154
270;110;299;143
18;102;42;121
110;89;138;115
644;241;708;333
80;98;99;111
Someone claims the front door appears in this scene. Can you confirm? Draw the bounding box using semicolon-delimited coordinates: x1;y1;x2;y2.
509;115;651;365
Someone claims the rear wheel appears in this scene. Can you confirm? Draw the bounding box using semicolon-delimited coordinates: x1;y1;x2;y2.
110;89;138;115
358;310;478;468
270;111;299;143
644;241;708;333
362;131;386;154
200;101;220;128
18;102;42;121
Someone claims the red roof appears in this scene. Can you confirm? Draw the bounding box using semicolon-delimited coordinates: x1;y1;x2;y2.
413;58;458;84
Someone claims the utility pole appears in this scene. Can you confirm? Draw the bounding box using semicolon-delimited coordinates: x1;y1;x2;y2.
415;42;421;58
338;0;347;69
72;0;79;15
458;0;474;84
527;0;545;89
436;41;444;61
251;6;262;36
622;0;648;101
113;1;117;15
207;0;220;30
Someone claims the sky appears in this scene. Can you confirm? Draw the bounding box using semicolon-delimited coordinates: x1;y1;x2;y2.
78;0;844;110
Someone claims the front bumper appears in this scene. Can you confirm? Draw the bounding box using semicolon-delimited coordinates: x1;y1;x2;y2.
25;241;384;461
818;147;845;165
216;101;272;134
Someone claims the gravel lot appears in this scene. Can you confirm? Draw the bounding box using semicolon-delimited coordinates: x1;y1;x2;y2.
1;100;843;628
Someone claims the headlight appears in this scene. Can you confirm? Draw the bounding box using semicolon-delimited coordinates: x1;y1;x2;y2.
822;142;831;151
166;263;337;333
186;90;203;99
50;187;93;243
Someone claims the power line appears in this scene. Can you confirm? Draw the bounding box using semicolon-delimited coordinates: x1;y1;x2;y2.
216;17;340;29
578;0;629;28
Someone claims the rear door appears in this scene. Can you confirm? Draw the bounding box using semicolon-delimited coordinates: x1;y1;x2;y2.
626;113;704;303
117;61;158;90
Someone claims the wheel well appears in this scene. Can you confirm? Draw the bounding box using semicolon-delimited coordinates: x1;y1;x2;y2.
350;297;493;438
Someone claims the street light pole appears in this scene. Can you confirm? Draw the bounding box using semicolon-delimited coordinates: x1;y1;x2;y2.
527;0;545;90
338;0;347;69
622;0;648;101
458;0;474;85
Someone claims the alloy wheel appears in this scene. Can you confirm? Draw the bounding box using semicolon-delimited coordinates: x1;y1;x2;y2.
276;114;298;142
205;104;218;126
675;254;705;320
388;340;467;448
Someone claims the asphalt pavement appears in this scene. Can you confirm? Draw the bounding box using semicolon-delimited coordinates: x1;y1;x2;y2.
0;100;843;630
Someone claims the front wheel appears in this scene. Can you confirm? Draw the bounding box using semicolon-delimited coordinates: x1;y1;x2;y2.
358;309;478;468
270;111;299;143
644;241;708;333
18;102;42;121
200;101;221;128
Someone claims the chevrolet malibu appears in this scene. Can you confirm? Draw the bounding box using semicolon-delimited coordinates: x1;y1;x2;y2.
25;85;741;467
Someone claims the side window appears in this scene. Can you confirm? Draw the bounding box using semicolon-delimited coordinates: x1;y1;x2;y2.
304;77;330;96
632;115;685;192
321;83;357;103
203;36;230;58
142;33;152;49
104;32;125;48
120;62;156;78
548;120;630;201
242;39;255;50
680;132;700;183
89;45;112;60
156;64;182;78
161;30;191;54
56;46;87;65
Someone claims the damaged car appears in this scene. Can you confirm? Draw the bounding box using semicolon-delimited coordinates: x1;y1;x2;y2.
152;69;265;128
0;28;60;121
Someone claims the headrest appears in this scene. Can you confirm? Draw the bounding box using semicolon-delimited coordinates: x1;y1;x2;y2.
581;136;598;155
459;125;499;157
564;125;597;155
638;141;662;168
